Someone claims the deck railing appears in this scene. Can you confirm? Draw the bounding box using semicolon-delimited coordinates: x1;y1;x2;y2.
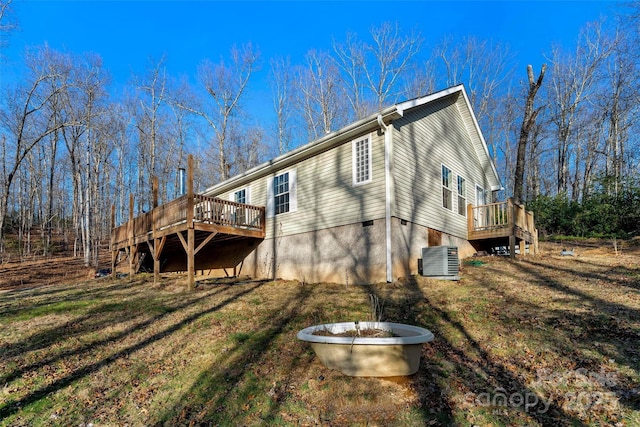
193;194;265;230
111;194;265;249
468;198;536;237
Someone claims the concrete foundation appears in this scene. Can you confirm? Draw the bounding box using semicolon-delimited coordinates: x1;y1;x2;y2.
240;218;388;284
193;217;476;284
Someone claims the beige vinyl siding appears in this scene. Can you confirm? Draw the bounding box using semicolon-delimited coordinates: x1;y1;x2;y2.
455;96;500;190
217;131;386;239
393;94;492;239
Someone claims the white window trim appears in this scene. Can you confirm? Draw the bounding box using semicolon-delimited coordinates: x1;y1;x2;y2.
441;163;453;211
352;134;373;186
266;169;297;218
475;184;487;206
229;186;251;204
457;175;466;217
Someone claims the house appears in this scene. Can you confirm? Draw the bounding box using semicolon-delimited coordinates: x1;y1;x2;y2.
111;84;537;287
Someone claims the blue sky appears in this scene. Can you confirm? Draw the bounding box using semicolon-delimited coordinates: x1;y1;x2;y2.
1;0;620;124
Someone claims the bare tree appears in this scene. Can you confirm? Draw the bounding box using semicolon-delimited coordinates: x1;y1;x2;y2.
295;50;344;140
333;32;370;119
0;46;70;248
403;60;436;100
598;27;638;195
108;102;133;229
546;20;612;196
0;0;16;52
434;35;513;128
181;43;260;181
269;56;294;154
364;22;422;109
333;23;422;118
513;64;547;204
131;55;174;211
58;51;110;266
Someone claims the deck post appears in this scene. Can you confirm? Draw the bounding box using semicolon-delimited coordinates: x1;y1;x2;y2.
509;235;516;259
467;204;474;240
152;176;160;284
508;198;516;259
111;204;116;277
186;155;195;290
128;193;135;279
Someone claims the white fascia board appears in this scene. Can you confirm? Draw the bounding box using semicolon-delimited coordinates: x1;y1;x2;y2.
395;85;465;117
203;106;403;196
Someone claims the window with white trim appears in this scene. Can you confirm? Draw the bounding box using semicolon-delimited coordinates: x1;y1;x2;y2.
352;136;372;185
457;175;466;216
234;189;246;204
266;170;297;218
442;164;453;210
274;172;290;215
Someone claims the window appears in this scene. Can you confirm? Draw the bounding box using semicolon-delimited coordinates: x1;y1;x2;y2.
352;136;372;185
232;188;248;224
274;173;290;215
442;165;452;210
457;176;466;216
267;170;297;218
234;189;246;204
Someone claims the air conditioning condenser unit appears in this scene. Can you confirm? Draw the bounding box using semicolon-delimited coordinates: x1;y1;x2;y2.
420;246;459;280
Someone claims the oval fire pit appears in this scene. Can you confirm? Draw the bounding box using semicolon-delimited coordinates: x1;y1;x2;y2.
297;321;434;377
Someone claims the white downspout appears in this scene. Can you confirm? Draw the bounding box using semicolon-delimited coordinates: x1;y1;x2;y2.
378;115;393;283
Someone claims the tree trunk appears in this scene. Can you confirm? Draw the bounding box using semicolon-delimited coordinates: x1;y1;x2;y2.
513;64;546;204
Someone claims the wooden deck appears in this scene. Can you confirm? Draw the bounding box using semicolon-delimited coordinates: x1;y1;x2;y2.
111;194;265;251
467;198;538;256
111;156;266;290
111;191;265;289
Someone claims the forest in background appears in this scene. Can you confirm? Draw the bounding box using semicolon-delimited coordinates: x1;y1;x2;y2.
1;1;639;267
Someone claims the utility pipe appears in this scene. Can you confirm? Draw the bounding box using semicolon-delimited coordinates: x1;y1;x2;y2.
378;114;393;283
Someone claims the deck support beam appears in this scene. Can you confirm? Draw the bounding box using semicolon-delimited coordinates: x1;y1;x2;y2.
195;232;218;255
147;235;166;284
152;177;160;284
186;155;195;290
128;194;135;280
509;234;516;260
187;229;194;289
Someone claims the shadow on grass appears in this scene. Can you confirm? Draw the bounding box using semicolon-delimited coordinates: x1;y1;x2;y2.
155;284;315;425
0;275;238;357
0;284;237;385
0;279;147;320
371;277;588;426
0;280;268;420
536;256;640;292
507;258;640;413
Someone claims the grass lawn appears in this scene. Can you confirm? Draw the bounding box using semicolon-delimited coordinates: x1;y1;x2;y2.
0;242;639;426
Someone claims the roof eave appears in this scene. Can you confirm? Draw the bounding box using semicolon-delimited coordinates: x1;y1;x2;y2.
395;84;465;116
203;106;403;196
